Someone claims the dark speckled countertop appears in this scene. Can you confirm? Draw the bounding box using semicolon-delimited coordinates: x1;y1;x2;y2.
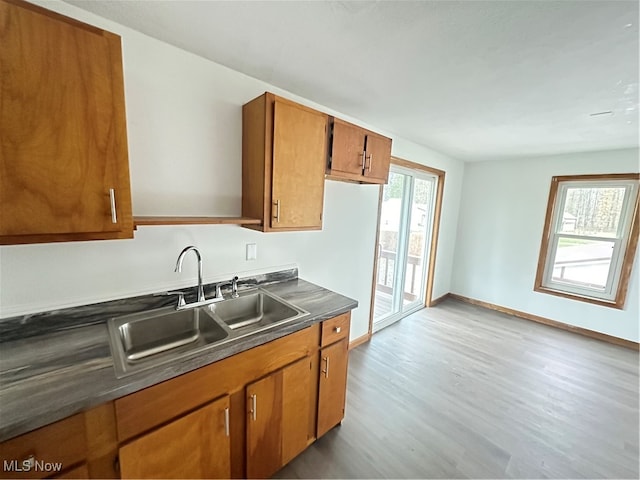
0;269;357;442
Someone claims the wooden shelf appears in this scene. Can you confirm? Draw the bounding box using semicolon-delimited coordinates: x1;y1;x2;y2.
133;216;262;228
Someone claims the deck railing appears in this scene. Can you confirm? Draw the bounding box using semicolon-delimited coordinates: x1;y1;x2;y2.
376;248;421;301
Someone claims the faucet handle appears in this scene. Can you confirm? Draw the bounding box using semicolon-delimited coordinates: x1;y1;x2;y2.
163;290;187;308
215;283;225;300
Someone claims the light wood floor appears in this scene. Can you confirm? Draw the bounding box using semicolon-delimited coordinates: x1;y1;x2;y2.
275;299;639;479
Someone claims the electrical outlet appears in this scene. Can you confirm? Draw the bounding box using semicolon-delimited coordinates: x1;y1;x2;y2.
246;243;257;261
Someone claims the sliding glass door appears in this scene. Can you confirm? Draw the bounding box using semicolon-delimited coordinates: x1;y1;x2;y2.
372;165;436;331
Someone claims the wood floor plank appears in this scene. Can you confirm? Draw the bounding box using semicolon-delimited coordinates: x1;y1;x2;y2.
274;299;639;479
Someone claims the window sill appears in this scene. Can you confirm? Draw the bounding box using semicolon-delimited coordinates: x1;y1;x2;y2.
533;285;625;309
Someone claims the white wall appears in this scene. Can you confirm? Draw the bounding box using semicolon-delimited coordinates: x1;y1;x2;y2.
451;148;640;342
0;0;464;342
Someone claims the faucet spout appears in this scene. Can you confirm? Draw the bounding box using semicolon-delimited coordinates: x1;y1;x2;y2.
175;246;205;302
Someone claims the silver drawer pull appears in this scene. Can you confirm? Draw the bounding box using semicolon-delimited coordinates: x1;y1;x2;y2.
334;326;341;333
109;188;117;224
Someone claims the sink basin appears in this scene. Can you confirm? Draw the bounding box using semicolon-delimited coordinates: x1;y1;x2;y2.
108;288;307;378
207;290;308;333
209;290;307;334
108;307;230;377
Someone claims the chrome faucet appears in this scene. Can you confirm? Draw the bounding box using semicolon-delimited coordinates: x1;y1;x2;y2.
175;246;205;303
164;246;229;310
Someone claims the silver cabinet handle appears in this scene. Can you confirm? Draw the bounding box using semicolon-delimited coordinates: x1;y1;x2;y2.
109;188;117;223
366;153;373;172
334;326;341;333
322;356;330;378
224;407;230;437
273;199;280;223
249;394;257;421
360;151;366;168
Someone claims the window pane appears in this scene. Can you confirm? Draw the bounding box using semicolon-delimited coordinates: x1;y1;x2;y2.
552;237;614;290
374;172;407;320
403;177;433;307
560;187;626;237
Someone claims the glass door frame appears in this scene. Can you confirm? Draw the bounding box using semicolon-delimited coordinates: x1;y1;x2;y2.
368;157;446;336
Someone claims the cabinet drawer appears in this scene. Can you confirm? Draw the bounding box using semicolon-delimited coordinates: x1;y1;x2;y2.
0;413;86;479
321;312;351;347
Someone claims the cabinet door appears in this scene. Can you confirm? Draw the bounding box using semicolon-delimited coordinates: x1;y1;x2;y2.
119;396;230;479
330;119;367;176
246;371;282;479
0;413;87;480
281;356;315;465
317;339;349;438
364;133;392;183
246;356;315;478
0;0;132;243
271;99;327;230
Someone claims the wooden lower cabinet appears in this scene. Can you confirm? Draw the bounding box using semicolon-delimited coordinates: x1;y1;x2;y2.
246;356;316;479
0;413;86;480
119;396;230;479
0;403;118;480
0;313;352;479
317;338;349;438
281;355;317;464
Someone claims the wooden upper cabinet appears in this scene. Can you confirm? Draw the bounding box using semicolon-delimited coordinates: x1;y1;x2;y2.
327;118;392;184
364;131;393;183
330;119;367;177
242;93;328;232
0;0;133;245
119;396;231;479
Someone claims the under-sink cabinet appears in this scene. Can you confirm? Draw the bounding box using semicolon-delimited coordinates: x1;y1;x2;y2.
246;355;317;478
118;396;231;479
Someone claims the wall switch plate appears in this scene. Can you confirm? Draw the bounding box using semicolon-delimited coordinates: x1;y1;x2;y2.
246;243;257;261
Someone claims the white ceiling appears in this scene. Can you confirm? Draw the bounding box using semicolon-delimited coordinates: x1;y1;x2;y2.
66;0;639;162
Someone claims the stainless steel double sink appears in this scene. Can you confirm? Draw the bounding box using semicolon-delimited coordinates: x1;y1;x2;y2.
108;288;308;377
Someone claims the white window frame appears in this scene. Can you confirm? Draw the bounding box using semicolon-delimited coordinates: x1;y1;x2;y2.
535;174;639;309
